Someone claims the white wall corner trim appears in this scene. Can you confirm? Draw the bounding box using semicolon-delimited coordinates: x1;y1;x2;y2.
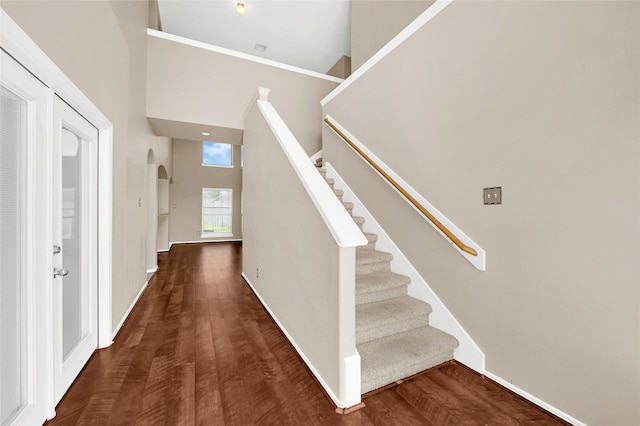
484;371;587;426
147;29;344;84
321;0;452;106
256;100;367;249
324;116;485;270
324;162;485;373
1;9;114;349
111;280;149;342
241;273;349;408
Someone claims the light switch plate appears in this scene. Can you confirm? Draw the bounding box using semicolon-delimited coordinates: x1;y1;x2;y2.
484;187;502;205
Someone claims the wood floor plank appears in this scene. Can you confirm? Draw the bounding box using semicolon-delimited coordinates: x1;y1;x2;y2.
46;242;568;426
367;390;435;426
437;363;570;425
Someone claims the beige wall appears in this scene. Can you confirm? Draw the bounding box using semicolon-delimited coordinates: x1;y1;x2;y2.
147;34;340;155
242;102;343;398
169;139;243;243
327;55;352;79
324;1;640;425
351;0;434;71
2;0;172;332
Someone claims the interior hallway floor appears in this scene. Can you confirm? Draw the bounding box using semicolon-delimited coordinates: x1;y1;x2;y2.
45;242;567;425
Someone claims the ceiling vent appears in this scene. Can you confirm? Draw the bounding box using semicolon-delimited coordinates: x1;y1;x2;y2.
253;43;267;52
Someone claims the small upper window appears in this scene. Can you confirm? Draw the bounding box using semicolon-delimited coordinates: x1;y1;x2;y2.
203;141;232;167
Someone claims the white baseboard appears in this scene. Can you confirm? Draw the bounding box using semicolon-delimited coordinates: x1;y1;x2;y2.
484;371;586;426
111;280;149;341
241;272;350;408
169;239;242;247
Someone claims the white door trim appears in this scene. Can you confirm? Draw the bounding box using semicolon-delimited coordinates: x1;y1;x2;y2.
1;9;114;348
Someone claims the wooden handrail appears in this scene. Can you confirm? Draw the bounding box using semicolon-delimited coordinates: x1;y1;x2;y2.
324;118;478;257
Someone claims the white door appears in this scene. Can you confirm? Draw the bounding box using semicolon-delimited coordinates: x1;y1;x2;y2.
0;50;54;426
51;97;99;404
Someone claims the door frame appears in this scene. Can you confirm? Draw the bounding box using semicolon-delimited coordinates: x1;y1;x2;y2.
1;10;114;351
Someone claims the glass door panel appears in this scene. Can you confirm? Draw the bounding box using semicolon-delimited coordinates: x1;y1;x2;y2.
61;128;85;359
52;96;98;405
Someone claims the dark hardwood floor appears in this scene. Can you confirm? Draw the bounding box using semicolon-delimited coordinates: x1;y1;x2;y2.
46;242;568;425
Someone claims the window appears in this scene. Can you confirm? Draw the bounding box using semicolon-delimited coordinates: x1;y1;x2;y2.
202;188;232;236
202;141;232;167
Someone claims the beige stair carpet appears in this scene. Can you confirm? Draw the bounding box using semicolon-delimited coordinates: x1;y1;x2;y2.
321;168;459;394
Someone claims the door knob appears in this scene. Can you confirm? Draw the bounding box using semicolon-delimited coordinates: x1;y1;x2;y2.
53;267;69;278
53;245;61;254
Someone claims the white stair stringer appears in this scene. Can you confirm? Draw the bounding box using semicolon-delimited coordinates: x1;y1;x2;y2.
323;162;486;375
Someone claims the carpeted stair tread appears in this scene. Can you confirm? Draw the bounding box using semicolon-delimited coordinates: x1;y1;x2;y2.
356;296;431;343
358;326;459;393
356;271;410;305
318;168;460;396
356;249;392;264
356;249;392;274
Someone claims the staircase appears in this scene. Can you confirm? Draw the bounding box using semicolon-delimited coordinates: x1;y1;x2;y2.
319;167;459;394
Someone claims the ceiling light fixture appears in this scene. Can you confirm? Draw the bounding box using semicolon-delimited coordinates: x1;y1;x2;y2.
201;132;210;136
236;2;245;15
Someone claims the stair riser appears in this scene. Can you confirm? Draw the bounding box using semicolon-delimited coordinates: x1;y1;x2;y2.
356;244;377;253
357;317;429;344
361;350;455;394
356;286;408;305
356;261;390;274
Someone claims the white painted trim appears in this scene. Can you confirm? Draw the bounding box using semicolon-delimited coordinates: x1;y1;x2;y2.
241;273;349;408
341;352;361;408
169;239;242;246
157;249;170;253
97;127;113;349
146;267;158;274
147;29;344;84
201;233;233;239
336;246;360;407
201;163;234;169
321;0;452;106
325;163;485;373
484;371;587;426
257;101;367;249
1;10;114;349
111;280;149;342
309;149;323;164
324;116;485;270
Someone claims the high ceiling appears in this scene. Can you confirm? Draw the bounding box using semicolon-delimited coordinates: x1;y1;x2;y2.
156;0;352;74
